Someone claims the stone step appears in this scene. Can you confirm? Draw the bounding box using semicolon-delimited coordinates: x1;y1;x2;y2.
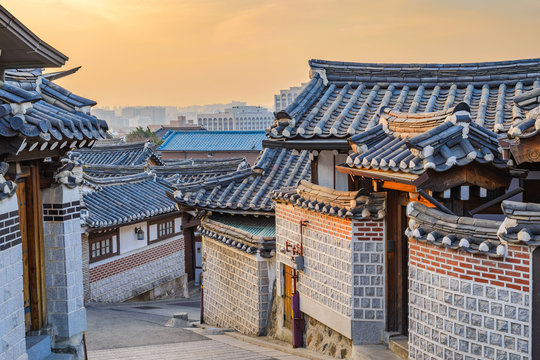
44;353;74;360
26;335;51;360
388;336;408;360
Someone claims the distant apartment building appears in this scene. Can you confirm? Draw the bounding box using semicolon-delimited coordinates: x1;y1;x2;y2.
197;105;273;131
122;106;167;127
274;82;308;110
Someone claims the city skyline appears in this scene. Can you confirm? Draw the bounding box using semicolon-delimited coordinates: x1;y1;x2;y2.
4;0;540;108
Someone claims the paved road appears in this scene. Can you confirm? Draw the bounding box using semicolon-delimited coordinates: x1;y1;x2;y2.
85;295;307;360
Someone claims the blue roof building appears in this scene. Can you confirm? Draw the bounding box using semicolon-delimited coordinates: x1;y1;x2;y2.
158;130;266;164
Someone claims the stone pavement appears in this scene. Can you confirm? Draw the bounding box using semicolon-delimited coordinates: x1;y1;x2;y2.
88;333;308;360
85;293;308;359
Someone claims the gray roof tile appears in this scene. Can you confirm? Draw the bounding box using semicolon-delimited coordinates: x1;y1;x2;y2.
269;58;540;140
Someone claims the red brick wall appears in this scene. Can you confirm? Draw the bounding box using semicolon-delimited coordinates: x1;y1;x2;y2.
409;239;531;292
89;238;184;283
275;203;352;240
352;221;384;242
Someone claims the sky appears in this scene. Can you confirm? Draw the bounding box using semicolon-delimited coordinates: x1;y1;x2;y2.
4;0;540;108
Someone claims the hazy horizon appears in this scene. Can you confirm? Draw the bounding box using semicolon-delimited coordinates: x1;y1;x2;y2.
5;0;540;108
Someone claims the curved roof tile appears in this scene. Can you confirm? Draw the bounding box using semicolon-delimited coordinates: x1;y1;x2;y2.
269;58;540;139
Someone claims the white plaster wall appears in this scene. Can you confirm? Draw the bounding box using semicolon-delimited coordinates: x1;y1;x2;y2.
119;222;148;254
335;154;349;191
317;151;349;190
317;151;334;189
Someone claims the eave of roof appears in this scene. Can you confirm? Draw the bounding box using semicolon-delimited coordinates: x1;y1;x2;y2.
0;6;68;68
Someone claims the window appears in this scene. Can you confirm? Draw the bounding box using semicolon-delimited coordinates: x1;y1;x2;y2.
89;230;119;263
148;216;180;244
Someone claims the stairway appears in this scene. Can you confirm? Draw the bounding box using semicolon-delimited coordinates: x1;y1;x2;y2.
26;335;74;360
388;336;408;360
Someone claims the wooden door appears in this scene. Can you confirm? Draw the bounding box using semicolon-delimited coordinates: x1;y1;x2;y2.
16;179;31;332
386;190;409;334
15;162;46;332
283;265;294;329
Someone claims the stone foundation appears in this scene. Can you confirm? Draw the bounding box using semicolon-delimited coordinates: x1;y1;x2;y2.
268;284;352;359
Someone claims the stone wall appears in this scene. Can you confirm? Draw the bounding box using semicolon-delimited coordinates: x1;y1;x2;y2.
202;236;273;335
42;186;87;357
274;203;385;345
409;239;532;359
0;196;27;360
88;237;185;302
350;220;385;343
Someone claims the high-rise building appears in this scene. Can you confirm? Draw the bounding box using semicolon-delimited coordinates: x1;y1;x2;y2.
197;105;273;131
274;82;308;111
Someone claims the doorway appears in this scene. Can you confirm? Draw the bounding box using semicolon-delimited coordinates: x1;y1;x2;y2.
283;265;294;329
386;190;409;334
15;162;46;332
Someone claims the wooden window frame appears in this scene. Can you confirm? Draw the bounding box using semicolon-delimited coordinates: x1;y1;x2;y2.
89;229;120;264
147;215;180;245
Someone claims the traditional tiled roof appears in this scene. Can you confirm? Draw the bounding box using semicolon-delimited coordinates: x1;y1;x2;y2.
499;201;540;244
92;138;125;147
269;59;540;140
406;201;540;258
174;147;311;214
82;172;177;228
0;5;68;68
507;88;540;139
81;157;248;184
344;103;507;174
200;215;276;258
0;68;108;152
158;130;265;152
272;180;386;220
70;141;163;166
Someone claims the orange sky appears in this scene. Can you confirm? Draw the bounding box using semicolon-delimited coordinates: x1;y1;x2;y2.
4;0;540;108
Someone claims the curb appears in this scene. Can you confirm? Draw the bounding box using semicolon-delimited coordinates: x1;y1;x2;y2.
224;332;335;360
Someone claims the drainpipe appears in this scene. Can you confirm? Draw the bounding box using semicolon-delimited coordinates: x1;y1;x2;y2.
200;278;204;324
292;220;308;348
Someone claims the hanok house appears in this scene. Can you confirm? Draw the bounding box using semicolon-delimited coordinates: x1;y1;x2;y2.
266;57;540;359
0;5;109;358
173;146;311;335
73;142;248;288
158;130;267;165
80;171;187;302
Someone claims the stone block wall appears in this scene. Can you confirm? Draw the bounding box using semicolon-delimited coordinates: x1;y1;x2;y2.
409;239;532;360
42;186;87;354
0;196;27;360
351;220;385;343
202;236;272;335
274;203;385;344
88;237;185;302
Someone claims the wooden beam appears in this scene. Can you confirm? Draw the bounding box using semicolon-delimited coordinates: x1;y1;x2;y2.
417;189;455;215
4;148;65;162
336;165;418;184
415;164;511;191
382;181;416;193
468;187;523;216
510;136;540;165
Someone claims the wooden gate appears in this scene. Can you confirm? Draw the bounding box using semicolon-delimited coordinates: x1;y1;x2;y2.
283;265;294;329
15;163;46;332
16;180;31;331
386;190;409;334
